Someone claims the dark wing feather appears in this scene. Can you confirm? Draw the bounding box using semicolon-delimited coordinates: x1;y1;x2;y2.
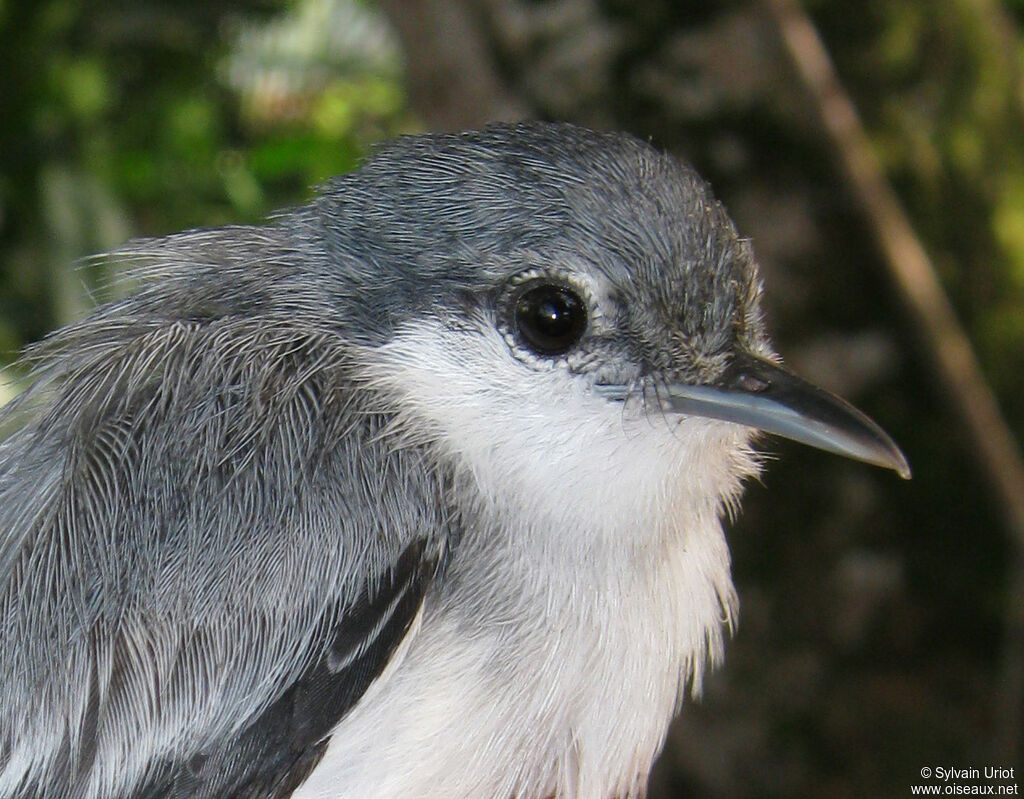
136;540;435;799
0;231;451;799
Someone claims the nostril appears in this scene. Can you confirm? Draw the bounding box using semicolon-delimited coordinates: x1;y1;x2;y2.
735;372;770;393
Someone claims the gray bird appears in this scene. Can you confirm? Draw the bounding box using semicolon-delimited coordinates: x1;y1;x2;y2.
0;122;908;799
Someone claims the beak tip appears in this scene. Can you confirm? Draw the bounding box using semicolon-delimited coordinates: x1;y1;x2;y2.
893;453;912;481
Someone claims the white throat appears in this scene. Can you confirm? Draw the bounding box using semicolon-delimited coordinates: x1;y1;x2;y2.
289;319;763;799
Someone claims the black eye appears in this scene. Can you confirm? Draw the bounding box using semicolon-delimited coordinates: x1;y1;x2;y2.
513;283;588;356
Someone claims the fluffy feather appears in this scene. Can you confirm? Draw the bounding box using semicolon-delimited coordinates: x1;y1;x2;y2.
1;121;771;798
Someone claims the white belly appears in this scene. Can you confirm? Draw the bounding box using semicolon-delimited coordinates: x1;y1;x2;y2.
291;519;736;799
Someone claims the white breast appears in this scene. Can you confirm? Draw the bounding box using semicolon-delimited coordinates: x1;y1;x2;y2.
293;318;758;799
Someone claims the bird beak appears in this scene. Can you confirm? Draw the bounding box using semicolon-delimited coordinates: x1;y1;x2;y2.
597;351;911;479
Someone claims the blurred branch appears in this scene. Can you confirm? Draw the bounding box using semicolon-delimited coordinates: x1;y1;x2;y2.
761;0;1024;769
377;0;529;130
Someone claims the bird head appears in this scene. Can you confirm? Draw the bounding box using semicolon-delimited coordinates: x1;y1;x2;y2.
309;123;907;523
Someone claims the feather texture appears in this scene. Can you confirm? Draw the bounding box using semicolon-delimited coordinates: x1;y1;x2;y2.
0;237;449;796
0;122;773;798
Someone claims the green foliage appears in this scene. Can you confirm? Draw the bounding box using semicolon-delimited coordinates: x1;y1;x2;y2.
0;0;411;365
818;0;1024;433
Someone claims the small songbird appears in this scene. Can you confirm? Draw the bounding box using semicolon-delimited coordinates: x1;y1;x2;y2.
0;122;908;799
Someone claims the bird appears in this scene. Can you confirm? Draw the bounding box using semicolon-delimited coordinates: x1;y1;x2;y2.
0;121;909;799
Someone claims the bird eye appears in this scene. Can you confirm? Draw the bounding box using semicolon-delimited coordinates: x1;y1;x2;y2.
513;282;588;356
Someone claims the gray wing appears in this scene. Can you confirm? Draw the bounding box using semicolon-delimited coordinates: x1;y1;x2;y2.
133;540;435;799
0;229;449;798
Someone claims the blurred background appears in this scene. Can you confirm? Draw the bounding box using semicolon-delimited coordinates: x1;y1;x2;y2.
1;0;1023;796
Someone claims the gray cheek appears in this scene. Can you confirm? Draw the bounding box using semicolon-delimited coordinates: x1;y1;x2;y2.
566;342;642;387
